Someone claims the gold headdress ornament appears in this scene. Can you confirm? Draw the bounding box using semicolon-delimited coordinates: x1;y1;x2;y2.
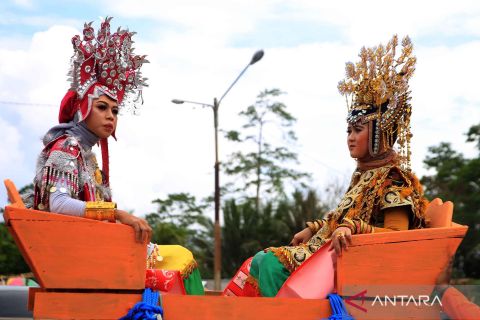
338;34;416;170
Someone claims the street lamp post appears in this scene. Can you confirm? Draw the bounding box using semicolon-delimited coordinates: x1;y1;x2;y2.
172;50;264;291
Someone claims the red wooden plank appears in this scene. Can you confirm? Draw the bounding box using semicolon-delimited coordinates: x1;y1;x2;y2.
337;237;463;297
3;179;25;209
28;287;43;311
347;301;442;320
4;205;94;223
6;206;147;289
33;292;142;319
163;295;332;320
162;295;441;320
349;225;467;247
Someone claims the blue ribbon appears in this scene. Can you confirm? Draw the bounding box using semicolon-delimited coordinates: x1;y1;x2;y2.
326;293;354;320
120;288;163;320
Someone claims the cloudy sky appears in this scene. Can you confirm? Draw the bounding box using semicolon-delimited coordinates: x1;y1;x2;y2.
1;0;479;220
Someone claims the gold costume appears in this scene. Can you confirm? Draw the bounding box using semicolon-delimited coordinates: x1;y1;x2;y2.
271;164;427;272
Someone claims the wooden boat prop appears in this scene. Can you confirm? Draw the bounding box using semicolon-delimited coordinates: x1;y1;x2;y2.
3;179;468;319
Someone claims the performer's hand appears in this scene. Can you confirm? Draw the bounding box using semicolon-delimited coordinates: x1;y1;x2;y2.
115;210;152;243
329;227;352;256
291;227;313;246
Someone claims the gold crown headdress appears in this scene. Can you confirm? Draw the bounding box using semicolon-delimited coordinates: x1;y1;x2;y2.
338;35;416;169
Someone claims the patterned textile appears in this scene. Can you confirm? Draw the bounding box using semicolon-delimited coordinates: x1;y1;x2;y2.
33;135;111;211
222;257;256;297
146;245;204;295
270;164;427;273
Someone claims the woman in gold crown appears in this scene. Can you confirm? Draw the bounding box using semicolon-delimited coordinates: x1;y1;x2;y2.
223;35;428;297
26;17;204;295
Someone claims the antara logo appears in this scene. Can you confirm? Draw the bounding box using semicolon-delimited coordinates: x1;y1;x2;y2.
372;295;442;307
344;290;442;313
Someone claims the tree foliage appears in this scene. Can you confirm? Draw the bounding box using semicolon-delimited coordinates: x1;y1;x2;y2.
221;189;327;276
223;88;308;211
275;189;328;235
421;124;480;277
0;223;30;275
0;184;33;275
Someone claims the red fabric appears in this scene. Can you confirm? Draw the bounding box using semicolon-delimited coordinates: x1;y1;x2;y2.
49;136;93;202
222;257;259;297
59;90;79;123
276;240;335;299
33;136;95;209
100;138;109;185
49;136;80;157
242;278;261;297
145;269;186;295
442;287;480;320
59;86;92;123
58;86;113;187
59;84;119;124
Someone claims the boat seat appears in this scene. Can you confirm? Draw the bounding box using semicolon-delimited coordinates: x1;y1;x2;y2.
425;197;453;228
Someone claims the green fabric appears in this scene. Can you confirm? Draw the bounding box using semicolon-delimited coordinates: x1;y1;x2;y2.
183;267;205;295
26;278;39;287
251;251;291;297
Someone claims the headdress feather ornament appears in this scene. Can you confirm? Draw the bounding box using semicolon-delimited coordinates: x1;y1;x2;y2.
64;16;149;121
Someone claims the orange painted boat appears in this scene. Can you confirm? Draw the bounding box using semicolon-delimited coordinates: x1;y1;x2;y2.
3;179;468;319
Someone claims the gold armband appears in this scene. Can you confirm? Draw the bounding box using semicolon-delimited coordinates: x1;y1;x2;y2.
306;221;317;233
338;218;357;234
338;218;374;234
85;201;117;222
306;219;325;233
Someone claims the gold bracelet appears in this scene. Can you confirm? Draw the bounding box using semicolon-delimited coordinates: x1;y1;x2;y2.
306;221;317;233
338;218;357;234
85;201;117;222
315;219;325;230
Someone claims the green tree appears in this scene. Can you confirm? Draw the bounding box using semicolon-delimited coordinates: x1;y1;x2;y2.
223;88;308;211
146;193;214;278
221;198;291;276
276;189;327;235
221;189;329;277
421;124;480;278
0;222;30;275
0;184;33;275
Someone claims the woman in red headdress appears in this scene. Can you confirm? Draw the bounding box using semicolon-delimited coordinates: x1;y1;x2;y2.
27;17;204;295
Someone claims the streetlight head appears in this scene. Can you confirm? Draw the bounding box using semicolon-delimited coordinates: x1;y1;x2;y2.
250;50;264;65
171;99;185;104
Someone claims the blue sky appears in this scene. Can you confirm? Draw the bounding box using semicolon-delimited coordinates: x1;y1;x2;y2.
1;0;479;219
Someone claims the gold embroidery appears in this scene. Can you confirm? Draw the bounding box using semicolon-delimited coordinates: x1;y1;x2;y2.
272;164;426;272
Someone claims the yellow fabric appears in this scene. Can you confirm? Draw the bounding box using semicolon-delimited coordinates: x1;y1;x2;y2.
154;245;197;278
374;207;410;233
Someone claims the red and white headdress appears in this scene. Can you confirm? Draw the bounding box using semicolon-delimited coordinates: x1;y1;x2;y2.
58;17;148;184
59;16;148;123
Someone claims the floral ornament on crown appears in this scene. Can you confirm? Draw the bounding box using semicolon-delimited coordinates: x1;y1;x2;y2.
67;16;149;113
338;34;416;114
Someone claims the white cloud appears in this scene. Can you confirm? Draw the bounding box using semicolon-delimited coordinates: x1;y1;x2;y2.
1;1;480;215
0;117;23;169
12;0;33;9
278;0;480;43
